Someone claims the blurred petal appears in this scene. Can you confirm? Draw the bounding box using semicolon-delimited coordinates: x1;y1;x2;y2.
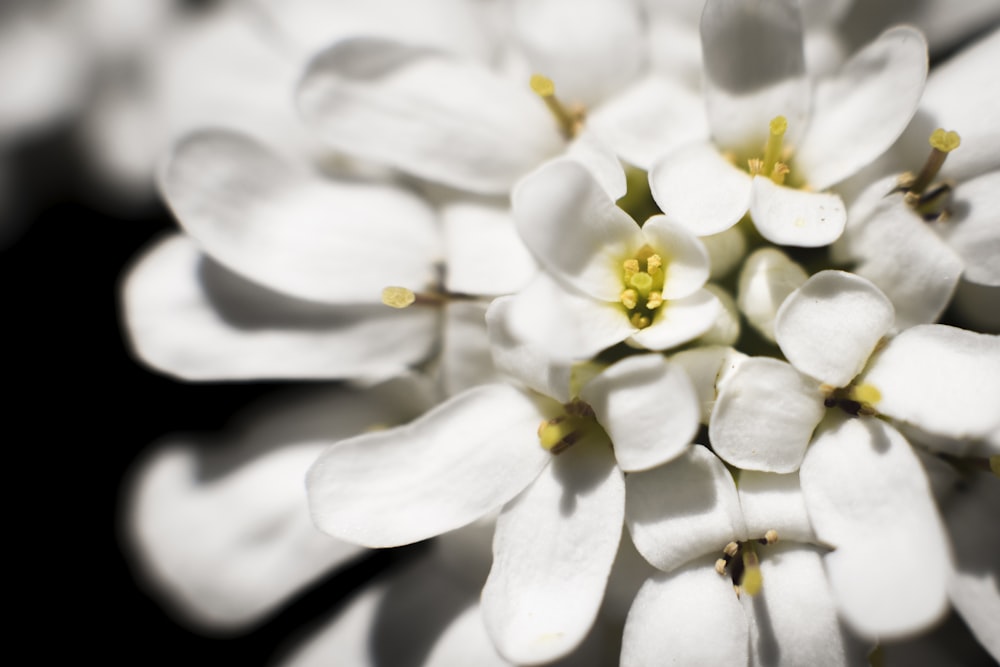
565;130;628;200
440;301;503;397
736;471;816;543
160;130;440;303
121;234;438;380
750;178;846;247
709;358;825;473
775;270;894;388
483;443;623;664
580;355;699;472
737;247;809;342
935;170;1000;287
621;556;748;666
626;445;747;572
298;38;563;194
800;415;951;639
797;27;928;190
308;384;551;547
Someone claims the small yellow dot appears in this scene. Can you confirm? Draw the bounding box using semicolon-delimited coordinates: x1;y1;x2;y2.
929;128;960;153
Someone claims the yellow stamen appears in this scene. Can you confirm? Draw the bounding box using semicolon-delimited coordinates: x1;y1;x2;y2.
538;417;575;454
908;128;961;195
849;382;882;408
930;128;961;153
623;258;639;278
620;289;638;309
381;286;416;308
646;291;663;309
741;550;763;596
529;73;581;139
770;162;789;185
630;313;651;329
763;529;779;545
723;541;739;558
762;115;787;178
646;254;662;274
715;558;728;576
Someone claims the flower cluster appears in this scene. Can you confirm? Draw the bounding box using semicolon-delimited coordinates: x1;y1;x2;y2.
121;0;1000;665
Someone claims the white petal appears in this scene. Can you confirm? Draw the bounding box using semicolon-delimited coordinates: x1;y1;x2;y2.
737;247;809;342
744;544;861;667
307;384;551;547
629;288;722;351
513;158;638;301
736;471;816;544
588;75;710;171
670;345;748;424
501;273;637;362
160;130;440;303
121;234;439;381
796;27;928;190
564;130;628;201
625;445;747;572
512;0;644;109
440;301;502;397
621;557;749;667
709;358;825;473
639;215;711;299
935;171;1000;287
649;141;753;236
700;0;809;152
694;283;741;347
848;194;963;329
775;270;894;388
442;197;537;297
298;38;563;194
700;225;748;281
800;415;951;639
426;605;512;667
750;177;847;247
482;443;624;665
580;355;699;472
858;324;1000;447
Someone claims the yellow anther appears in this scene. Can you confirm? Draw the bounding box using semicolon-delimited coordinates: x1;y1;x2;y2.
529;73;582;139
529;74;555;98
646;254;662;274
764;529;779;545
747;158;764;176
849;383;882;408
741;551;763;596
620;289;638;309
771;162;789;185
762;115;788;177
929;128;961;153
382;286;416;308
629;271;654;293
646;291;663;309
630;313;651;329
715;558;728;576
538;417;575;453
623;258;640;278
723;541;740;558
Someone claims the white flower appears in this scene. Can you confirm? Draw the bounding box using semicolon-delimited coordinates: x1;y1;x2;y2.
493;158;720;361
649;0;928;247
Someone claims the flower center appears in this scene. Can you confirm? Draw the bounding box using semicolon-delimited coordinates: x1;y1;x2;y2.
895;128;961;222
746;115;792;185
821;381;882;417
530;74;586;140
715;529;779;597
619;244;666;329
537;398;604;455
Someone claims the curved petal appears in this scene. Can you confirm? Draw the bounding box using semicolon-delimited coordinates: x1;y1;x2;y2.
425;605;514;667
797;27;928;189
629;288;721;351
935;170;1000;287
800;415;951;640
736;471;816;544
513;158;638;301
121;234;439;381
737;247;809;342
482;443;624;665
440;301;502;397
565;129;627;200
307;384;551;547
744;544;861;667
858;324;1000;447
298;38;563;194
709;358;826;473
580;355;699;472
749;177;847;247
621;556;749;667
649;141;753;236
639;215;711;299
160;130;440;304
670;345;749;424
625;445;747;572
700;0;809;152
775;270;895;388
512;0;644;109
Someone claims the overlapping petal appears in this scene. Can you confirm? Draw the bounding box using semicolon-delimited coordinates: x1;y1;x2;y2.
749;177;846;247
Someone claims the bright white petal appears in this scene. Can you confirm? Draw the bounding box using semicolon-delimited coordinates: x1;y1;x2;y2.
483;443;624;665
750;177;847;247
513;158;637;301
736;471;816;544
512;0;644;108
626;445;747;572
744;544;861;667
709;358;825;473
639;215;711;299
307;384;551;547
935;170;1000;287
700;225;748;281
426;605;512;667
737;247;809;342
670;345;748;424
580;355;699;472
442;197;537;296
797;27;928;190
859;324;1000;447
775;270;895;388
298;38;563;194
121;235;439;381
649;141;753;236
700;0;809;152
621;557;749;667
694;283;741;347
564;130;627;200
629;288;722;351
160;130;440;303
800;415;951;639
